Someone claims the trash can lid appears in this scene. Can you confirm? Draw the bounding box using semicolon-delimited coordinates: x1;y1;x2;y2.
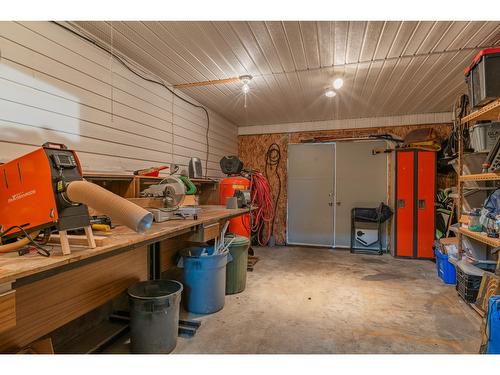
225;234;250;247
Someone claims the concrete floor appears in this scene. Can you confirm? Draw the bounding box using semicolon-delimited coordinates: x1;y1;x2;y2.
106;246;482;354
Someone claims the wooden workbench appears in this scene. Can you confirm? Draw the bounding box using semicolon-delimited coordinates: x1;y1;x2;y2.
0;205;249;352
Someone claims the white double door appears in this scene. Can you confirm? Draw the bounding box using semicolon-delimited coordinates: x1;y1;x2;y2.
287;141;388;247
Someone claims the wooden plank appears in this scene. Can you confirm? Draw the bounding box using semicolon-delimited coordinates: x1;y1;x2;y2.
48;234;111;247
59;230;71;255
458;227;500;247
0;290;16;334
173;76;241;89
0;246;148;352
84;226;97;249
461;98;500;124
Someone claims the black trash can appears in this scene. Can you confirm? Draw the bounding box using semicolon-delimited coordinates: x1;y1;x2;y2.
127;280;183;354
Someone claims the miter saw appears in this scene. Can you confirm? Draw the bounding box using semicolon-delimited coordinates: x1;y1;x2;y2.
140;175;200;222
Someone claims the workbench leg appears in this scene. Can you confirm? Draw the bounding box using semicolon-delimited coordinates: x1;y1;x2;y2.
84;226;97;249
148;242;161;280
59;230;71;255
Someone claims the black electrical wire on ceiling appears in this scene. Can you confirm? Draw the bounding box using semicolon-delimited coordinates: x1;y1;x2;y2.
264;143;281;238
52;22;211;178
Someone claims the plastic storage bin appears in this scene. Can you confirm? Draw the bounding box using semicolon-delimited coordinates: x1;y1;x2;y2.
434;248;456;284
464;47;500;109
225;235;250;295
470;122;500;152
127;280;183;354
181;246;229;314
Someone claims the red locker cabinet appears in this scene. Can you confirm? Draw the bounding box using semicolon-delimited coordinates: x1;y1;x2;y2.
395;150;436;259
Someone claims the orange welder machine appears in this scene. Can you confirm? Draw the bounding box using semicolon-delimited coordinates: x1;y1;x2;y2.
0;142;90;239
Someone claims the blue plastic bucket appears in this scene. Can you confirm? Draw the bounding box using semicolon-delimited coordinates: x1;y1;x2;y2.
435;247;456;285
181;246;229;314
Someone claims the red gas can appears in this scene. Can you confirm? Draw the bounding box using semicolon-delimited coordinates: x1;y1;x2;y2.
220;176;250;238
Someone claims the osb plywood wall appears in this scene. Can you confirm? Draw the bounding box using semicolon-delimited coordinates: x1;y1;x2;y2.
238;123;452;245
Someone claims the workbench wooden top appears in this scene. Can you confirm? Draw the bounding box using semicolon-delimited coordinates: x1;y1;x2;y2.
0;206;249;285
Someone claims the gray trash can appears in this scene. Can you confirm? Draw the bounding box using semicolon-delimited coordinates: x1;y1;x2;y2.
127;279;183;354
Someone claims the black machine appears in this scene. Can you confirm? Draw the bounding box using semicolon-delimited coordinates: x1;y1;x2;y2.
233;189;251;208
219;156;244;175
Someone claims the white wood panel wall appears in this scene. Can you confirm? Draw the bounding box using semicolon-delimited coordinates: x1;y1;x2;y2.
0;21;238;178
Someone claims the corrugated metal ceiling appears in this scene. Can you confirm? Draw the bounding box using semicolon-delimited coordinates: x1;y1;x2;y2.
73;21;500;126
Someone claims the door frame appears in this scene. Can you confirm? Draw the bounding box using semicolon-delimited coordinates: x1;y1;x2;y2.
286;142;336;247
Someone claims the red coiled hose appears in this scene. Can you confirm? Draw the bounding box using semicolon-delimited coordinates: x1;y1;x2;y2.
249;171;274;246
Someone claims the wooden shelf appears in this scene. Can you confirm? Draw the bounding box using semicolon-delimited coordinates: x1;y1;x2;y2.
461;98;500;124
84;173;217;184
459;172;500;182
458;227;500;247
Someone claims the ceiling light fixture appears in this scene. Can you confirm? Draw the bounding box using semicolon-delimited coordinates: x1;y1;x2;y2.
333;78;344;90
239;74;253;92
239;75;253;108
324;88;336;98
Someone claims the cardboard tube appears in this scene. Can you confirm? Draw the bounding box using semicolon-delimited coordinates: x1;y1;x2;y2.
66;180;153;233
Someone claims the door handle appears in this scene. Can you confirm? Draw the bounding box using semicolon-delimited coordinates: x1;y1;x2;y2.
397;199;405;208
418;199;425;209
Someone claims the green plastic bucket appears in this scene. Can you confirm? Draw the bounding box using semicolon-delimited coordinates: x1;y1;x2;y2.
225;235;250;294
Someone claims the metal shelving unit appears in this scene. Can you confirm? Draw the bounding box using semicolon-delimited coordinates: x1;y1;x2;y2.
460;98;500;125
457;99;500;259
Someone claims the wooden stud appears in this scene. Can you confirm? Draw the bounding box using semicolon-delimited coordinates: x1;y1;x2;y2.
59;230;71;255
173;76;240;89
84;226;96;249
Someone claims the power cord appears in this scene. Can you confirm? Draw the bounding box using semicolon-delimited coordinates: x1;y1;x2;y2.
0;225;52;257
52;22;211;178
264;143;281;242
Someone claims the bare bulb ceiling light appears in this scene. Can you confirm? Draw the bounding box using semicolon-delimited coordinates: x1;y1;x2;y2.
333;78;344;90
324;88;336;98
239;74;253;94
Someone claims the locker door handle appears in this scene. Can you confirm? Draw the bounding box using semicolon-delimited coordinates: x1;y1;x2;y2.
418;199;425;209
397;199;405;208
